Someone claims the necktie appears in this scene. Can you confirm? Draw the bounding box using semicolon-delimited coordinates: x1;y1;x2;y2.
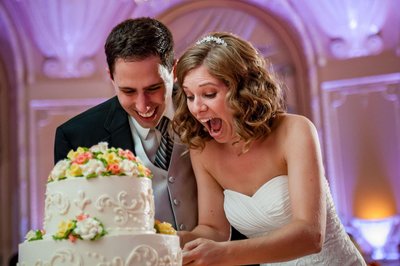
154;117;173;170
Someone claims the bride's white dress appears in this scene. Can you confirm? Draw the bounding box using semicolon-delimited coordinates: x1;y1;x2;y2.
224;175;366;265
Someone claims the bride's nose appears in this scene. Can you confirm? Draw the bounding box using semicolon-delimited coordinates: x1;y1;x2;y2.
192;98;207;114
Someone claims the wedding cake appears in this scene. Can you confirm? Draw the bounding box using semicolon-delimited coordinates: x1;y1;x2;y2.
18;142;182;265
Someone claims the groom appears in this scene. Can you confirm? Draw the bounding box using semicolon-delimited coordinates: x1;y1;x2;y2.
53;17;197;232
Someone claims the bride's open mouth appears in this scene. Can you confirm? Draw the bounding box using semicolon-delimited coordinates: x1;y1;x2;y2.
200;117;222;137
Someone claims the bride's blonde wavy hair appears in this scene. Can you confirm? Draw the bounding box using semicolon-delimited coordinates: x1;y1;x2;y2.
173;32;286;152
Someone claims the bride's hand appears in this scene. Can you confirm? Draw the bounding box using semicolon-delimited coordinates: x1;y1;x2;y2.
182;238;229;266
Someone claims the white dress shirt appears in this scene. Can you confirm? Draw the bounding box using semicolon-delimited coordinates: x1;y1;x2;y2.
128;103;174;162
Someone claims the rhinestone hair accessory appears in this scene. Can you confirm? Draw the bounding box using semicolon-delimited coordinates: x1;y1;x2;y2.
196;36;227;46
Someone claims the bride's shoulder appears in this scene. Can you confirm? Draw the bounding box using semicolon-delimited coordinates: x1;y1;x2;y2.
275;113;317;138
189;142;218;160
278;113;315;128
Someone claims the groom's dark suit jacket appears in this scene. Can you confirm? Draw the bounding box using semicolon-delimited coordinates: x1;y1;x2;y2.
54;96;198;231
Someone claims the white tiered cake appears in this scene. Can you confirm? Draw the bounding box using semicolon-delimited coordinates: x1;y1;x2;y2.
18;142;182;265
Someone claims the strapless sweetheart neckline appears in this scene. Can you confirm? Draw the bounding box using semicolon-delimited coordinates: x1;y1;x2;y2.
224;175;287;198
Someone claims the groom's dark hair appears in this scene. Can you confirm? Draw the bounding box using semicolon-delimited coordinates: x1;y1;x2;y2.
105;17;174;79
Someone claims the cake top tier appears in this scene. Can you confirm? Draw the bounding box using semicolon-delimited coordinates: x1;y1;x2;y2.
48;142;153;182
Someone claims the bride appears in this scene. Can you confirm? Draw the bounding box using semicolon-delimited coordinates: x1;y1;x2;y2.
172;32;366;265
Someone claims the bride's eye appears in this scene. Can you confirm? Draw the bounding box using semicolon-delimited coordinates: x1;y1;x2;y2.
205;93;216;99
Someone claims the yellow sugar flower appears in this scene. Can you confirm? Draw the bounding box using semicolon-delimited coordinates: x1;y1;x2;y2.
154;220;177;235
67;163;82;177
137;164;145;174
67;149;76;160
55;220;75;238
103;152;121;165
67;147;86;161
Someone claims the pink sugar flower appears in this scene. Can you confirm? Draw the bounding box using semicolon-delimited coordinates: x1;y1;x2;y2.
76;213;89;221
107;163;121;175
74;154;88;164
73;151;93;164
125;150;136;161
145;168;152;176
119;149;136;161
84;151;93;160
68;234;77;243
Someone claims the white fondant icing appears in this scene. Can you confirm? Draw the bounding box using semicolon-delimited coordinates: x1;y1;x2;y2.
19;235;181;265
43;176;155;235
19;175;182;265
74;190;92;212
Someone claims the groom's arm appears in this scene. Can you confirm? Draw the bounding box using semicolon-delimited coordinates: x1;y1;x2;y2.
54;126;73;164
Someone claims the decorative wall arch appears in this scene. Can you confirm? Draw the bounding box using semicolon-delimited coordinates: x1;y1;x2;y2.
0;2;27;264
156;0;319;121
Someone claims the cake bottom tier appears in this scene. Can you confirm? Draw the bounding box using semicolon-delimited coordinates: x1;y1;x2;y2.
18;234;182;266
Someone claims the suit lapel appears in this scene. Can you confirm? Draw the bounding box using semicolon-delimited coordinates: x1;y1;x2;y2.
102;96;135;153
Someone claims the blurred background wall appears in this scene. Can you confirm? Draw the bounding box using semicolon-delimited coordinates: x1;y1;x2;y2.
0;0;399;264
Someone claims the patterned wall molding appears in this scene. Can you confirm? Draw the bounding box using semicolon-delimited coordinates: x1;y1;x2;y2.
322;73;400;223
25;98;106;231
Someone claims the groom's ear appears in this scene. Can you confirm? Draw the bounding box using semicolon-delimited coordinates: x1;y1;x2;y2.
106;68;114;81
172;59;178;82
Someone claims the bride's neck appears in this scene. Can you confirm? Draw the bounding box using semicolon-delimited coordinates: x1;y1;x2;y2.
222;138;250;156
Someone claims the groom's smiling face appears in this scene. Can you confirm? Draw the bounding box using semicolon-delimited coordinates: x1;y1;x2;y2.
110;56;173;129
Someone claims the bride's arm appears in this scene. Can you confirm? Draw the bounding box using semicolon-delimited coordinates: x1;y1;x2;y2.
238;115;326;264
178;148;231;247
240;115;327;262
182;115;327;265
